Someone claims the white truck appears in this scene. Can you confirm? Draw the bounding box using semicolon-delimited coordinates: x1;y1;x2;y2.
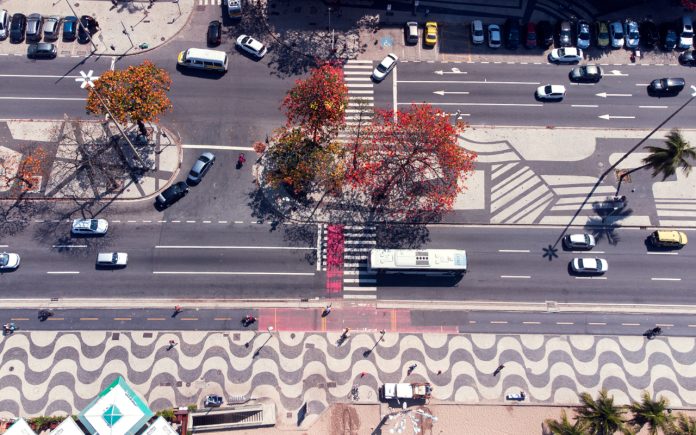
380;382;432;401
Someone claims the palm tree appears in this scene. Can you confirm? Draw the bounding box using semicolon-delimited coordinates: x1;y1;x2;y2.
629;391;674;435
642;129;696;180
576;390;628;435
670;413;696;435
545;410;588;435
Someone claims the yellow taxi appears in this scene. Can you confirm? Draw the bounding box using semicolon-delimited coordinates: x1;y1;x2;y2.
424;21;438;46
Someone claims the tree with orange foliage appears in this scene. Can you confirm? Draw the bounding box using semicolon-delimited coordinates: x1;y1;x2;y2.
85;61;172;136
0;147;47;192
281;62;348;143
346;104;476;221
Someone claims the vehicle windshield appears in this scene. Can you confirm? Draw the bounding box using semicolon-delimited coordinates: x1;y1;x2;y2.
90;220;98;230
544;85;552;94
0;254;7;266
684;31;694;38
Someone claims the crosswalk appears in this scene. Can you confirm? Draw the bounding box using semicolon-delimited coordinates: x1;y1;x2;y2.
319;224;378;299
339;60;374;144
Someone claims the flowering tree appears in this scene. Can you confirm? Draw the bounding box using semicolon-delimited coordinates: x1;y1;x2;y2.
281;62;348;143
0;147;47;192
85;61;172;136
346;104;476;221
263;127;344;196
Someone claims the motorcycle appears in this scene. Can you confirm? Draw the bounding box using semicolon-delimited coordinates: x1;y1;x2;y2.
242;315;256;327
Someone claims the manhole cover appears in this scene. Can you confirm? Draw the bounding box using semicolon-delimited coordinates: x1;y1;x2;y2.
112;332;120;340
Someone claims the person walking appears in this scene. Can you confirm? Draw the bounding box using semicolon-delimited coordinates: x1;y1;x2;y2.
322;303;332;317
168;339;178;350
493;364;505;376
407;363;417;375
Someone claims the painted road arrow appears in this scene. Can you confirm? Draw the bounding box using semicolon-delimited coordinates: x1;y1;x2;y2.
433;90;470;96
596;92;632;98
606;70;628;76
434;68;467;75
598;114;636;120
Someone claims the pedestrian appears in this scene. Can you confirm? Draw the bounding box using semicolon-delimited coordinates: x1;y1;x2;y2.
322;303;332;317
437;370;442;375
341;327;350;338
360;371;367;378
168;339;177;349
111;0;117;6
407;363;417;375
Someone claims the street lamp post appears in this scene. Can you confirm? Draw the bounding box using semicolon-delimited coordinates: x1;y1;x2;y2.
63;0;99;53
327;7;334;52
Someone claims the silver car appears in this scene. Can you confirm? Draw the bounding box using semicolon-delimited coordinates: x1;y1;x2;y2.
71;218;108;235
187;152;216;185
571;257;608;274
0;252;20;270
563;233;596;250
26;13;42;41
96;252;128;267
43;16;61;40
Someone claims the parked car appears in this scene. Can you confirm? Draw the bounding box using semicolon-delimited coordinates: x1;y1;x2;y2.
207;20;221;46
558;20;572;47
595;21;610;48
155;181;189;209
569;65;603;82
372;53;398;82
0;252;20;271
424;21;438;46
535;84;566;101
563;233;596;250
187;152;216;185
679;15;694;49
0;9;8;40
679;50;696;66
26;13;42;41
471;20;484;45
43;16;61;40
204;395;223;407
660;22;678;50
405;21;419;45
63;16;77;41
488;24;501;48
96;252;128;268
609;20;624;48
576;20;591;49
524;22;536;48
236;34;267;58
78;15;94;43
623;19;640;48
71;218;108;235
28;42;57;59
648;77;685;96
548;47;583;63
639;20;658;48
536;20;553;48
571;258;608;274
9;13;27;43
504;18;520;49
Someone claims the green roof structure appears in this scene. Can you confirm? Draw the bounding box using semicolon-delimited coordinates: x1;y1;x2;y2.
78;377;154;435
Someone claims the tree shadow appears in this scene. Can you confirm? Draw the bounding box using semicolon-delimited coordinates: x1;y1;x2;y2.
584;198;634;246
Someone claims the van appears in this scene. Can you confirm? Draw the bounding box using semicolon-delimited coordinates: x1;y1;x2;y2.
227;0;242;18
680;15;693;49
177;48;228;72
651;230;688;248
0;10;9;40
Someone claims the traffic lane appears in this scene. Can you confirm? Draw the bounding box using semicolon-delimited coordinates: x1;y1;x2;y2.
152;246;316;273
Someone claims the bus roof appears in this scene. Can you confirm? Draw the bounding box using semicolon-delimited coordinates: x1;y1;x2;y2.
184;48;228;62
370;249;467;270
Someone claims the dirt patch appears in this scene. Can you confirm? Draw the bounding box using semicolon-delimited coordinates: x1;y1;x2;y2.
329;403;360;435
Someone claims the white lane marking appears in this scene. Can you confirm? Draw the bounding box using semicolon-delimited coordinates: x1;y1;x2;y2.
588;322;607;325
571;104;599;108
110;57;116;70
393;64;398;119
639;105;667;109
651;277;682;281
646;251;678;255
186;220;196;223
343;295;378;299
112;220;121;223
171;220;181;223
688;324;696;328
47;271;80;274
142;220;152;223
656;323;674;327
404;102;543;107
498;249;530;253
153;271;315;276
203;220;212;223
622;323;640;326
490;321;508;324
218;220;228;224
575;276;607;279
155;245;315;250
158;220;167;223
343;286;377;291
316;224;323;272
571;250;605;254
0;97;84;101
501;275;531;279
0;74;88;78
52;245;87;248
397;80;540;85
522;321;541;325
234;221;244;224
127;220;137;223
182;144;253;150
0;245;8;248
556;322;574;325
343;278;377;283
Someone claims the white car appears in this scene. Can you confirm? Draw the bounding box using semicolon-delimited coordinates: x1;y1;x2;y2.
535;84;566;100
563;233;596;250
571;257;608;274
609;21;624;48
96;252;128;267
623;20;639;48
548;47;583;63
471;20;484;44
488;24;501;48
0;252;20;270
71;218;108;235
372;53;398;81
236;34;267;58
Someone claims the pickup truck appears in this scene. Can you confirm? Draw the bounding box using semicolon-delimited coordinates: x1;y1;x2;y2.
380;382;432;400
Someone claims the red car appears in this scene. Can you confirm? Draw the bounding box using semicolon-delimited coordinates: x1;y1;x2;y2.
524;22;537;48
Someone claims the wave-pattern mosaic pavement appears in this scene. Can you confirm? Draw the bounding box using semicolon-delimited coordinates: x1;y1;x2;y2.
1;331;695;418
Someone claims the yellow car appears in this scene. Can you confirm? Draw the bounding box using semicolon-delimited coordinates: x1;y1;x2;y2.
424;21;438;46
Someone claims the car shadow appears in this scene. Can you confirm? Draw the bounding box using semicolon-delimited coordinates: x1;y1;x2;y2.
175;65;226;80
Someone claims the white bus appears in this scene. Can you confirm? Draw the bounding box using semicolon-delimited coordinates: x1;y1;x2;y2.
369;249;467;274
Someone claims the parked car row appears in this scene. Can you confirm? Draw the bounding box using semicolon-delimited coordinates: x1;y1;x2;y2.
155;152;216;210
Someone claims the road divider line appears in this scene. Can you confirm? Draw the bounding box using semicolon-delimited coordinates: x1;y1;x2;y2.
556;322;574;325
501;275;531;279
52;245;86;248
522;321;541;325
571;104;599;108
397;80;540;85
155;245;314;250
588;322;607;325
490;321;508;324
343;294;377;299
178;318;198;321
79;318;99;321
651;277;682;281
404;102;543;107
646;252;678;255
621;323;640;326
146;318;166;321
182;144;253;150
343;286;377;291
498;249;530;253
639;105;667;109
113;318;132;321
153;271;315;276
656;323;674;327
47;271;80;274
214;317;233;321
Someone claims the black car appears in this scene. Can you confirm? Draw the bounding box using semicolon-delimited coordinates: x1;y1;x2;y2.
569;65;603;83
63;16;77;41
207;20;221;46
28;42;57;59
679;50;696;66
155;181;189;209
639;20;658;48
9;13;27;43
648;77;685;96
536;20;553;48
558;20;572;47
659;22;677;50
504;18;520;50
78;15;96;44
204;395;223;408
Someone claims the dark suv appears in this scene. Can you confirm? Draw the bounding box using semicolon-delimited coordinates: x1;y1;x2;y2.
639;20;658;48
648;77;685;96
558;20;572;47
536;20;553;48
504;18;520;49
9;13;26;43
155;181;189;210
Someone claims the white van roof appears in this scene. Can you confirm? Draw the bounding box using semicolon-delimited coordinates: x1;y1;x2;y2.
184;48;227;62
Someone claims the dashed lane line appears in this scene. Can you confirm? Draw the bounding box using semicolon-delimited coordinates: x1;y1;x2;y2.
651;277;682;281
501;275;531;279
498;249;530;253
